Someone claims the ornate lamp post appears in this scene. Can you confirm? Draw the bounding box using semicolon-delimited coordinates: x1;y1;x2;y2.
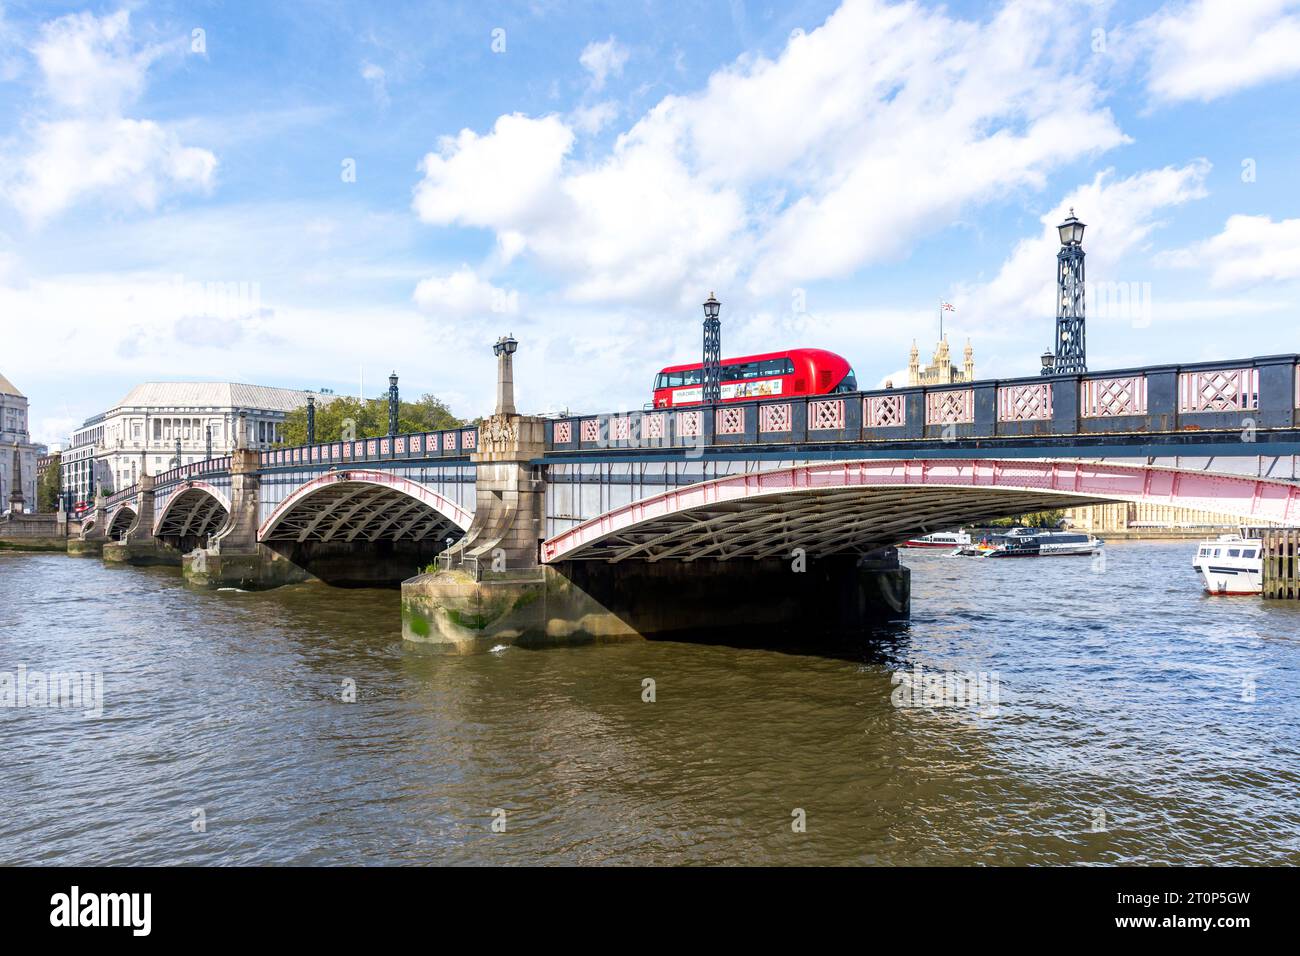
306;395;316;446
493;334;518;416
205;425;213;460
1039;348;1055;377
1049;208;1087;375
702;292;721;405
387;372;400;436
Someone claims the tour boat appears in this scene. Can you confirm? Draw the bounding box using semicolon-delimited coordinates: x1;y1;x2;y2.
1195;537;1263;595
902;530;972;549
957;528;1103;558
1192;533;1244;570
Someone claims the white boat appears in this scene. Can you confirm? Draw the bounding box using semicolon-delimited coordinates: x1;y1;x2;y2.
1192;533;1244;570
986;528;1103;557
902;530;972;549
1195;537;1263;595
961;527;1103;558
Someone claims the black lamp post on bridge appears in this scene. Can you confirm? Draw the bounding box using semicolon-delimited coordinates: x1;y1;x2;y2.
1042;208;1087;376
306;395;316;446
702;292;722;405
387;373;400;437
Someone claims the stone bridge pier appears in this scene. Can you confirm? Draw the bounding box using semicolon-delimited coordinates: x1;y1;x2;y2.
102;474;183;567
182;447;310;590
67;492;108;557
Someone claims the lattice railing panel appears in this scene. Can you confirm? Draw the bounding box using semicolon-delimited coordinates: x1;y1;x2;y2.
998;382;1053;422
808;399;845;430
759;403;792;432
717;406;745;435
554;420;572;443
676;410;702;437
926;389;974;425
1179;368;1259;413
866;395;904;428
1081;376;1146;417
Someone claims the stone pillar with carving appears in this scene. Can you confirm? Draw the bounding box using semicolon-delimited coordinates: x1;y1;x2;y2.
210;446;262;555
450;335;544;571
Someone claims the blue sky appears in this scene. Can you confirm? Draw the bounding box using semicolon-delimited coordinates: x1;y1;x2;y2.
1;0;1298;446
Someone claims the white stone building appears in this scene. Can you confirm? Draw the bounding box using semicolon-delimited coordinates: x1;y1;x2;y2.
1;372;44;511
62;382;328;502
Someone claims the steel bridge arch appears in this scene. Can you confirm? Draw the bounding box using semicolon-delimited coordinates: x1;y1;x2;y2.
154;480;232;541
541;458;1300;563
258;468;473;544
106;504;139;540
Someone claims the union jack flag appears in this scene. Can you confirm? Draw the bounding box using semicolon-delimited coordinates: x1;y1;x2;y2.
942;301;955;311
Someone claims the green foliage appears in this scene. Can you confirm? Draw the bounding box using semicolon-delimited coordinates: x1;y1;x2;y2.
988;509;1065;529
37;452;61;513
282;393;464;445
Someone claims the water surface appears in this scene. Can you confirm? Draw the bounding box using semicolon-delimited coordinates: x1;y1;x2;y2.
1;542;1297;865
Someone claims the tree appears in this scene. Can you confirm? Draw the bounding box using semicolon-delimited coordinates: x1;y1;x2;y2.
281;393;465;445
988;510;1065;529
37;452;61;512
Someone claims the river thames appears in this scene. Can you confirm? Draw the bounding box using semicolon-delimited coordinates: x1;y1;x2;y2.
2;541;1298;866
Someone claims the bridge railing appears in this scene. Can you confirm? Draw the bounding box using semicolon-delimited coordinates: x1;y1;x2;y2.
105;486;137;509
258;427;479;469
103;455;236;503
544;354;1299;452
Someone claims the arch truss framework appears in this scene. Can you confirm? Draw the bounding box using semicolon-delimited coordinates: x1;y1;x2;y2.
106;506;138;540
258;469;473;545
155;482;231;542
541;458;1300;563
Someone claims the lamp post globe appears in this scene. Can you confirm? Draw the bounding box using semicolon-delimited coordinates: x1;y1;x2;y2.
703;293;720;321
1058;208;1086;247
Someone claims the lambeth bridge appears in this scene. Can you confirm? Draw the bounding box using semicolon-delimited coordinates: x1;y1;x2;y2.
66;349;1300;650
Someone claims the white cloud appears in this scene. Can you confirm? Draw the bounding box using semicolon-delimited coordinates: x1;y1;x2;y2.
9;118;216;224
412;266;518;317
1161;214;1300;287
570;100;618;135
31;9;159;113
1142;0;1300;103
1;9;216;225
411;0;1128;308
413;113;573;231
361;61;388;106
579;36;629;91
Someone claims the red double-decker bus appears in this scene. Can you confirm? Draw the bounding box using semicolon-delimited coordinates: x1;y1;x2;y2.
651;348;857;408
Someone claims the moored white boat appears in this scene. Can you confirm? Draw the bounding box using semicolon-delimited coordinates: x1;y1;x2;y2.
1195;537;1263;595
